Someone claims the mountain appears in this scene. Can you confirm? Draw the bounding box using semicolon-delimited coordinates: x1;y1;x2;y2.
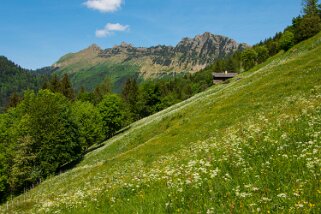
53;33;247;91
4;32;321;213
0;56;50;112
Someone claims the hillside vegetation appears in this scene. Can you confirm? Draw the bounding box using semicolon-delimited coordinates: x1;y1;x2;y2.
0;57;49;112
2;31;321;213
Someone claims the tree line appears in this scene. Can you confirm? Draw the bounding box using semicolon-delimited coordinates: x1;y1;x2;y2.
209;0;321;73
0;70;213;202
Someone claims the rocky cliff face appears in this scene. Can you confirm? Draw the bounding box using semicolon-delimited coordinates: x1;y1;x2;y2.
174;32;247;69
93;32;246;72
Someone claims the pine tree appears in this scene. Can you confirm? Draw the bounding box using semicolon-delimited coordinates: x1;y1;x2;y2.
303;0;319;16
93;78;112;104
93;86;103;104
122;79;138;105
99;78;112;95
5;91;21;110
122;78;139;120
5;92;22;110
60;74;74;100
293;14;321;42
49;74;61;93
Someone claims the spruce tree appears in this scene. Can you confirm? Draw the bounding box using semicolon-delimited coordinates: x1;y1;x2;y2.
49;74;61;93
6;92;21;110
303;0;319;16
60;74;74;100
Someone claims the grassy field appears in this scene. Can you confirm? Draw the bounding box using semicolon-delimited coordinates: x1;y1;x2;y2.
2;32;321;213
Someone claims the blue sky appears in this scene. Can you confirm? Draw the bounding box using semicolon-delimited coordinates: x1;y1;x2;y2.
0;0;301;69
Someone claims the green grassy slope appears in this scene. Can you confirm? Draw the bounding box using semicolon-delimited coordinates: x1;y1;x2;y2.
55;62;140;93
2;33;321;213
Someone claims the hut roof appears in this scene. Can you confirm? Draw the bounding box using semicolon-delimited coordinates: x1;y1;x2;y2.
213;72;238;78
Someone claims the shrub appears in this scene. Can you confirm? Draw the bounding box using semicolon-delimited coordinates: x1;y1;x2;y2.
279;31;295;51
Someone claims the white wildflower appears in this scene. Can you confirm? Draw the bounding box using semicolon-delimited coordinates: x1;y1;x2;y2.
277;193;287;198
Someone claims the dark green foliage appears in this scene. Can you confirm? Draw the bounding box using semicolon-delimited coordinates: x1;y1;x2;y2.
5;92;22;110
293;15;321;42
291;1;321;43
241;48;258;70
279;31;295;51
62;63;140;93
99;95;129;138
48;75;61;92
265;40;280;56
254;46;269;64
0;115;10;202
122;78;139;120
136;82;162;117
71;101;104;150
0;90;82;197
120;70;213;120
44;74;75;100
16;90;81;177
93;78;112;104
303;0;319;16
60;74;75;100
76;78;113;105
77;86;96;103
205;51;242;73
0;56;50;112
0;114;11;201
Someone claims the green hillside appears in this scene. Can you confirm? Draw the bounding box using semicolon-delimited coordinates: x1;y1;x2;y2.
55;62;140;93
2;32;321;213
0;57;50;112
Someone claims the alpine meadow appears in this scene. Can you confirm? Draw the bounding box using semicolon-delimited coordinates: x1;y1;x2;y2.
1;0;321;213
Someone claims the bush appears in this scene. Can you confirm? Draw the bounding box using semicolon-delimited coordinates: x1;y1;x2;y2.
254;46;269;64
279;31;295;51
241;48;258;70
99;94;128;138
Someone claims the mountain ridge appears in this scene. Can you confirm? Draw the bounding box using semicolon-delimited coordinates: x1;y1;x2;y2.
52;32;248;91
56;32;247;72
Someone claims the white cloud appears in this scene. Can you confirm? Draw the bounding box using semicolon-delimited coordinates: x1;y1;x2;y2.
96;23;129;38
84;0;123;13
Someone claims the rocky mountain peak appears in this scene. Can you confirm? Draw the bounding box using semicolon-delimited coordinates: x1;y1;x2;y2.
172;33;245;69
112;42;133;49
83;44;102;54
55;32;248;78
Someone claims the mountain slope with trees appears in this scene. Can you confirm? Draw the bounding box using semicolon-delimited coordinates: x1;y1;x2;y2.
0;57;51;112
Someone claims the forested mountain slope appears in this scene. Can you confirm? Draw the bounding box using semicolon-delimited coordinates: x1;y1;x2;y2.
2;32;321;213
0;57;50;112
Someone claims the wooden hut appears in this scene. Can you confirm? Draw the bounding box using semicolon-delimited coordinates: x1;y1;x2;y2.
212;71;238;84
